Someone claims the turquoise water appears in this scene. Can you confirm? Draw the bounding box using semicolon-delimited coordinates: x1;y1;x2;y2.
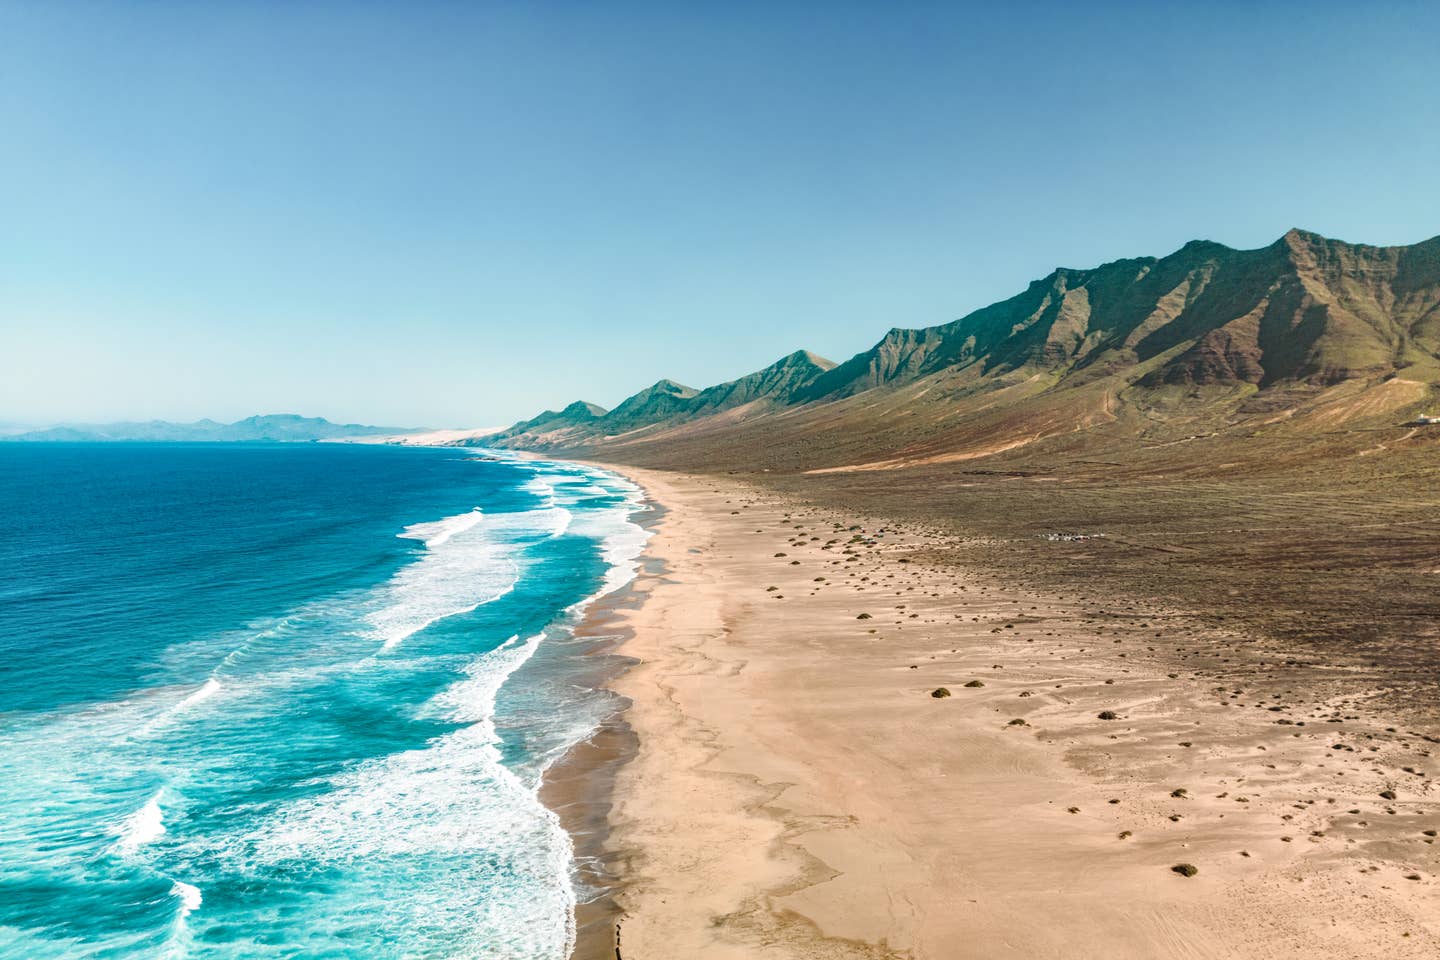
0;443;648;958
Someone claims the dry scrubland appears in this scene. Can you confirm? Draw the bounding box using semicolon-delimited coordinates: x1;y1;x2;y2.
564;415;1440;958
585;384;1440;729
768;435;1440;724
590;468;1440;959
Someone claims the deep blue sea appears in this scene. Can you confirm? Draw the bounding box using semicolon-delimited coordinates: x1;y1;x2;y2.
0;443;648;959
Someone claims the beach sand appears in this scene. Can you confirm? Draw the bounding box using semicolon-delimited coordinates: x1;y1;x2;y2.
565;465;1440;959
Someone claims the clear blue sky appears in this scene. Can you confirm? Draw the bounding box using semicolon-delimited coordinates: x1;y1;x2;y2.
3;1;1438;427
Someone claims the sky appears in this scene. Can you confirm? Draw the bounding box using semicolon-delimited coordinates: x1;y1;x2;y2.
2;1;1438;428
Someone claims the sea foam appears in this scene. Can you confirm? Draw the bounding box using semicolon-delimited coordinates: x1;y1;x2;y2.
112;791;165;854
369;505;571;651
396;508;484;548
239;632;576;958
176;677;222;710
558;473;651;614
171;880;202;916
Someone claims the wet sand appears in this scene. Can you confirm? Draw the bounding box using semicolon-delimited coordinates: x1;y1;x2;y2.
574;465;1440;959
536;617;633;960
539;498;663;960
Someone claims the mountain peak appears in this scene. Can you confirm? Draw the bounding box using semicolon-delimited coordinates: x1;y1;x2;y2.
1281;227;1328;249
596;379;700;433
646;379;698;395
773;349;836;370
487;399;606;443
560;400;607;418
1175;238;1233;257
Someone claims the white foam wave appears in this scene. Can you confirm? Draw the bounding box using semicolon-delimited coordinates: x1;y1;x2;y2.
112;791;165;854
134;676;226;739
425;633;540;722
486;458;652;617
369;506;569;651
397;508;483;548
561;475;651;615
548;507;572;538
371;566;517;652
171;880;202;916
239;631;576;958
176;678;221;710
598;513;650;597
522;477;556;508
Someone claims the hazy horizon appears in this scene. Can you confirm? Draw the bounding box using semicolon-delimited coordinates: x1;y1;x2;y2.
5;1;1438;426
0;412;461;432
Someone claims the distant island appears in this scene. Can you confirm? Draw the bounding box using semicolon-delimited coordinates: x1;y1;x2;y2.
7;414;425;443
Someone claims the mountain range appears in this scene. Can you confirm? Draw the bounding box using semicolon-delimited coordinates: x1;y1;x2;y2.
490;229;1440;470
8;414;421;443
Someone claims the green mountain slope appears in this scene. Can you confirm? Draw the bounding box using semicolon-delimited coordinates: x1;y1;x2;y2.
493;229;1440;468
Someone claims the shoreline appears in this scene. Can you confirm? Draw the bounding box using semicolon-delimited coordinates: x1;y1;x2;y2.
550;463;1439;959
537;474;664;960
536;595;636;960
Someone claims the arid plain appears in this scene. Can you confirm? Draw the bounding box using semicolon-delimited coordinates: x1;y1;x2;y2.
571;464;1440;959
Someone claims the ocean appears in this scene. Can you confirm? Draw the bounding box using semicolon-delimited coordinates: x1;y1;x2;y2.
0;442;649;959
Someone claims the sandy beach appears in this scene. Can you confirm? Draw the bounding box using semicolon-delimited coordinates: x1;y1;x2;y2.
565;465;1440;959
